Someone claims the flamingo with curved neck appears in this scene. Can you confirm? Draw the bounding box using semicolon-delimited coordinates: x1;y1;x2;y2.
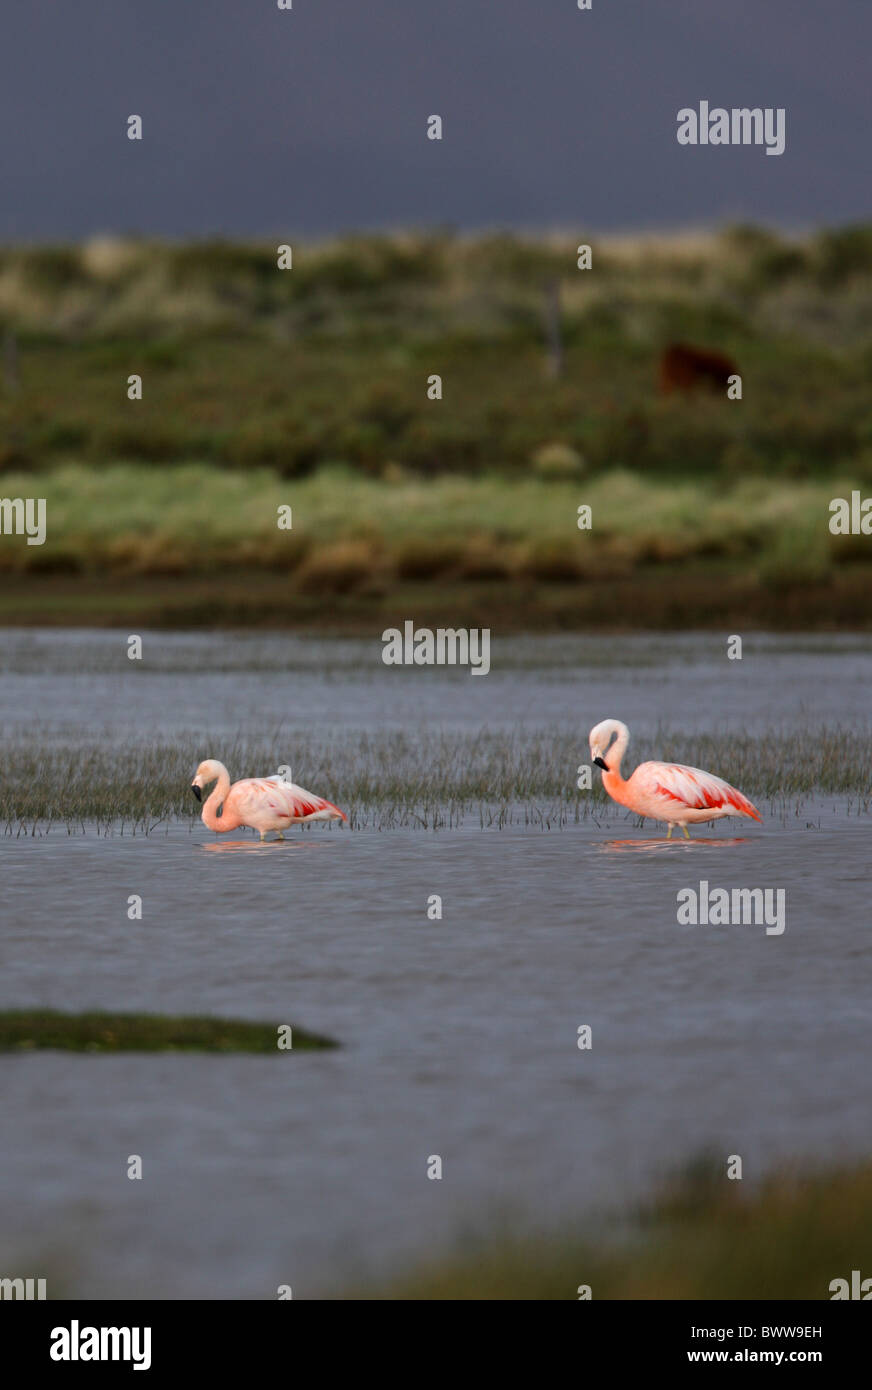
191;759;347;840
588;719;761;838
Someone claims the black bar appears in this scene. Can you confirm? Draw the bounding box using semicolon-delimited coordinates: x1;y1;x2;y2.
2;1300;864;1373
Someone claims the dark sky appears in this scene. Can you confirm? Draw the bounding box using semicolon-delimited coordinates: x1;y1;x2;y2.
3;0;870;242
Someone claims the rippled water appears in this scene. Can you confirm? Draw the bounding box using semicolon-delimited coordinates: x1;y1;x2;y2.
1;630;870;1297
1;628;871;737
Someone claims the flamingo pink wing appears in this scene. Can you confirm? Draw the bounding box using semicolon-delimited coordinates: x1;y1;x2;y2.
637;762;761;820
256;779;346;821
284;780;346;820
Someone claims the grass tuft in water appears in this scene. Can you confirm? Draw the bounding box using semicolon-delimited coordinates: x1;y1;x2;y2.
0;1010;337;1053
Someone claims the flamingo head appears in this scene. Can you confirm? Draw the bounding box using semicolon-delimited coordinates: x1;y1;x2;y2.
191;759;226;802
588;719;628;772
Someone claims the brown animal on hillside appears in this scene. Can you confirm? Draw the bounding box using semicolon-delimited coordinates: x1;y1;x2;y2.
659;342;739;396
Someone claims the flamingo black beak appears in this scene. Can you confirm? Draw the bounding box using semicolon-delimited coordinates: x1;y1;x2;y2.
191;784;202;802
593;756;609;770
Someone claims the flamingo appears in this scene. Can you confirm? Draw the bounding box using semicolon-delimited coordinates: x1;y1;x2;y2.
191;759;347;840
588;719;761;838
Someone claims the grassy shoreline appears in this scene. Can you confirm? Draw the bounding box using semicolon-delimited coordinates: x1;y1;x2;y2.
1;464;869;630
349;1156;872;1299
2;565;871;631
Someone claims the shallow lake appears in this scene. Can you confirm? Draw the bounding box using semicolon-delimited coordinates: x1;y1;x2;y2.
1;630;870;1297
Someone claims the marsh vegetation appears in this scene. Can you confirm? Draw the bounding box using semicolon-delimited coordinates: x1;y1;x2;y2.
359;1155;872;1300
2;725;869;833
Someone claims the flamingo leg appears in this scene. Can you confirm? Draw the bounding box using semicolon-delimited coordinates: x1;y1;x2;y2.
666;824;673;840
275;831;285;841
681;824;690;839
260;830;268;842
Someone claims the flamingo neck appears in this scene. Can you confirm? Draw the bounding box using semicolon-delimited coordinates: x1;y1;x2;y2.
602;766;628;801
603;726;630;790
201;768;238;832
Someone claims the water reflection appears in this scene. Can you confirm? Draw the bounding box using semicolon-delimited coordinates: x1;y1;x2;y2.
198;837;331;854
599;837;751;853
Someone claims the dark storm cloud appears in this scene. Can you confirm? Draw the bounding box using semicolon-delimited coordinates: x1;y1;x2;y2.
1;0;870;240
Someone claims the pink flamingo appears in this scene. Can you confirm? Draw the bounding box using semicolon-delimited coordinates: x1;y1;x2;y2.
589;719;761;838
191;759;347;840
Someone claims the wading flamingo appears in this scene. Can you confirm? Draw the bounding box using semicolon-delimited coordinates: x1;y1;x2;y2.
588;719;761;838
191;759;347;840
